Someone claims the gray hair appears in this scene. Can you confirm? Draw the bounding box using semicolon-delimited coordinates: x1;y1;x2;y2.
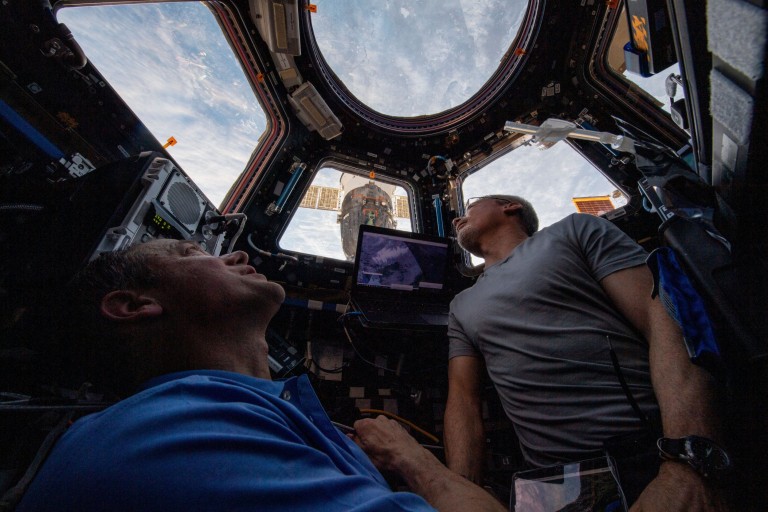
69;248;160;307
61;246;162;395
480;194;539;235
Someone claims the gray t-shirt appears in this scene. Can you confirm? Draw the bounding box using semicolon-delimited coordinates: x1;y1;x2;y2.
448;213;659;467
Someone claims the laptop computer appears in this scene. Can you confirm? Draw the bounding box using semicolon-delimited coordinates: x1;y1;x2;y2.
350;224;453;330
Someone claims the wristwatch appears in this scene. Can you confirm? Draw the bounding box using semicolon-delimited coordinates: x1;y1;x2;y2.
657;435;732;481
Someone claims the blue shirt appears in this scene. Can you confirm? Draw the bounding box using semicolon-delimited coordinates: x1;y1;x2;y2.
16;371;435;511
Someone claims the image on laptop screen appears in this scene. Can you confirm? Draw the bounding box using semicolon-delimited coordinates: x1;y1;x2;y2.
356;230;449;291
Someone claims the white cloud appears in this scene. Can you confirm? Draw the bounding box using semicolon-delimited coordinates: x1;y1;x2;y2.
280;209;346;260
312;0;529;116
462;141;620;230
59;3;265;207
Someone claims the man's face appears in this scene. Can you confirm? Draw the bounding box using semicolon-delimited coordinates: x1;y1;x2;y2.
452;198;510;256
132;239;285;323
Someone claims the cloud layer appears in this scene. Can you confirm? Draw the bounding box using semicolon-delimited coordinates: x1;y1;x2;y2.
59;3;265;207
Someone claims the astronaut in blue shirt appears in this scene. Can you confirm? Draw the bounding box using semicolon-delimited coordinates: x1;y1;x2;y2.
16;239;503;512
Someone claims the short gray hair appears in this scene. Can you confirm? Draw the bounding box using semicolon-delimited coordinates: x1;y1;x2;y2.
61;246;162;395
479;195;539;235
69;248;160;306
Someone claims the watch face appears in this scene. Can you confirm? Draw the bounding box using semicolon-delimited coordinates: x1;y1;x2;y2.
685;436;731;476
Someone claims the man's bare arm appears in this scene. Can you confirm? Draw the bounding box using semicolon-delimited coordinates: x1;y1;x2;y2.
444;355;485;483
600;265;727;512
353;415;505;512
600;265;721;442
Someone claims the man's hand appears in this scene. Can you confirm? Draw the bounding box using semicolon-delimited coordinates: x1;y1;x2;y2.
630;462;728;512
351;415;428;474
351;415;506;512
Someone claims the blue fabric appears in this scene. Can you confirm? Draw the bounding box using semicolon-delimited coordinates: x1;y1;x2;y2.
16;371;435;512
646;247;721;367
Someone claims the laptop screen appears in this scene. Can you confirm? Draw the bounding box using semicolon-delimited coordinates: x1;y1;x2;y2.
353;225;450;292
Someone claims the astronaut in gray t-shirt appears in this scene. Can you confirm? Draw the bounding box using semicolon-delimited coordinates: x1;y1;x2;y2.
449;210;656;467
444;195;725;511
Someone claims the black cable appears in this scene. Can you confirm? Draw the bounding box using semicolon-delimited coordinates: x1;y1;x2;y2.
339;314;405;375
336;312;449;374
307;358;345;374
606;336;651;432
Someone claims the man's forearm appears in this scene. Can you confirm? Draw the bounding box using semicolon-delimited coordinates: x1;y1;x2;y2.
352;415;503;512
600;267;723;442
647;306;722;442
601;267;728;511
444;395;485;482
394;447;505;512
